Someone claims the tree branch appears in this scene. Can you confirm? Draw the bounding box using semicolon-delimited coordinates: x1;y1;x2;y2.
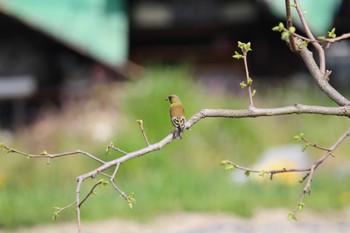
137;119;150;146
293;0;326;74
70;104;350;230
186;104;350;128
222;128;350;220
242;50;254;107
1;146;105;164
297;43;350;106
292;128;350;218
285;0;297;52
326;32;350;44
3;102;348;231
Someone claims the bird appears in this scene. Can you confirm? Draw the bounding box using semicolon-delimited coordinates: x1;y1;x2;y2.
166;95;186;139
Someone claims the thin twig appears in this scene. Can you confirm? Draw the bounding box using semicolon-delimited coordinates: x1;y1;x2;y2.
224;128;350;219
242;50;254;107
2;145;105;164
300;137;330;151
285;0;297;52
53;201;76;219
324;33;350;48
76;177;83;233
289;41;350;106
78;180;105;208
227;161;310;176
3;103;350;231
326;33;350;43
107;142;128;155
110;163;129;200
294;0;326;75
137;119;150;146
284;30;350;47
291;128;350;217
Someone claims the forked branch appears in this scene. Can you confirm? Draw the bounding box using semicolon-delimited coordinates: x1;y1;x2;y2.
222;128;350;220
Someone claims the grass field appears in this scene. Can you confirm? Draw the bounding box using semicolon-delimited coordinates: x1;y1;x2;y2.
0;66;349;228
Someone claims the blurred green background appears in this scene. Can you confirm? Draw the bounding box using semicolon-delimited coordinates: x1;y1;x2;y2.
0;66;350;229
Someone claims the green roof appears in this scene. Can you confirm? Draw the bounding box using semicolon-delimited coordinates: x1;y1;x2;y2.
265;0;341;35
0;0;128;68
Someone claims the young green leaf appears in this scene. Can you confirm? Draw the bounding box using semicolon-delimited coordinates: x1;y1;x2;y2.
259;170;267;177
244;42;252;52
328;28;336;38
225;164;234;171
220;160;228;165
281;31;290;41
297;202;305;212
302;144;309;152
240;81;247;88
247;77;253;86
272;26;280;32
237;41;252;53
52;207;61;221
127;193;136;209
40;150;48;155
98;179;109;186
288;212;297;221
53;212;59;221
252;89;256;96
232;51;243;59
279;22;285;31
289;26;296;33
105;147;110;155
294;133;304;141
238;41;244;49
301;40;308;47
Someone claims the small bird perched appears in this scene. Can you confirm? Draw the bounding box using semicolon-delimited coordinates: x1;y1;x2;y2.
166;95;186;139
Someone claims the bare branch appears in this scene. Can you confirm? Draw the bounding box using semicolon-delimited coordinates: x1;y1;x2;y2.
78;180;106;208
53;202;76;221
1;145;105;164
186;105;350;128
297;42;350;106
293;0;326;74
240;50;254;107
107;142;128;155
324;33;350;48
224;161;310;176
285;0;297;52
223;128;350;219
109;163;130;201
326;33;350;43
2;100;350;231
76;133;174;182
137;119;150;146
300;137;330;152
292;128;350;216
76;177;83;232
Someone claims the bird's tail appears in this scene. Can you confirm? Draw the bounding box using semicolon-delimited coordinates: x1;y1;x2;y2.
172;128;183;139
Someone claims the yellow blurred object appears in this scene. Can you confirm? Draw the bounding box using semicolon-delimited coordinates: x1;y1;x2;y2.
238;145;311;186
253;160;301;186
339;192;350;204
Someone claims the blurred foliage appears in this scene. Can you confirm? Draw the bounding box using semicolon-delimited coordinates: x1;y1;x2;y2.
0;65;349;228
